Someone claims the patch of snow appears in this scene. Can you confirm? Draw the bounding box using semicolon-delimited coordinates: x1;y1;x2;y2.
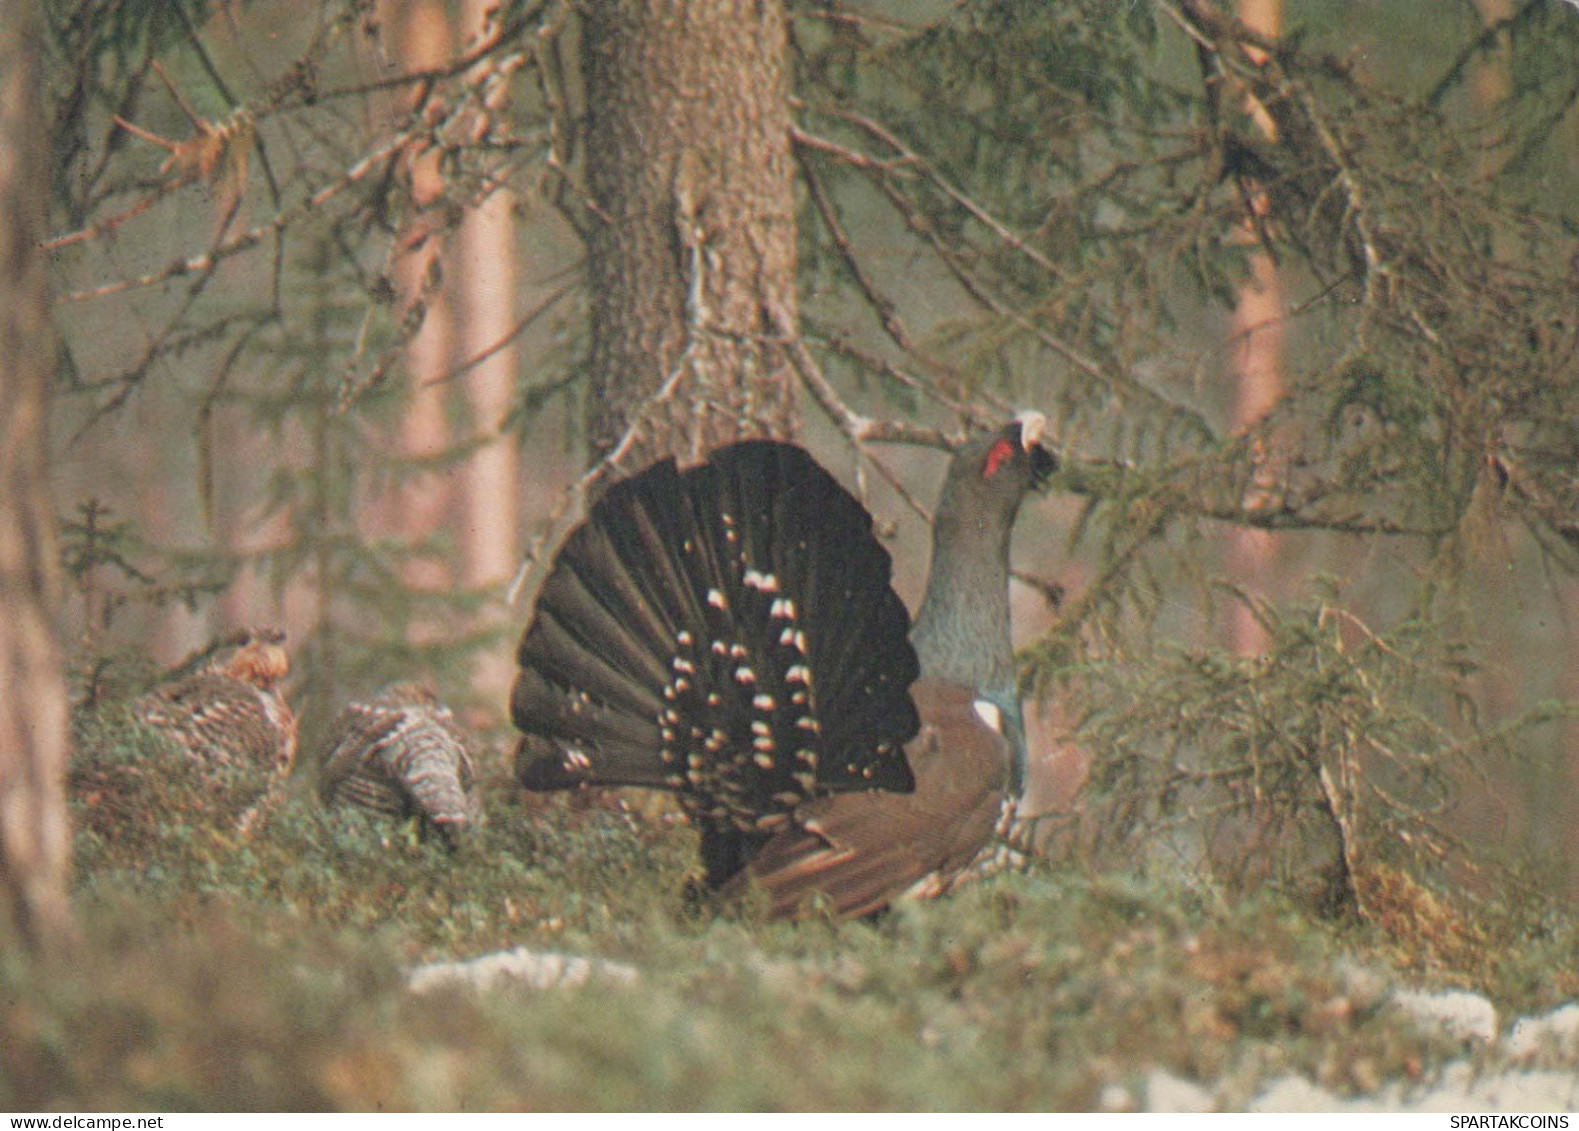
1242;995;1579;1111
1333;959;1391;1009
1145;1069;1216;1113
1252;1066;1579;1113
1390;987;1498;1043
1406;1067;1579;1112
1253;1074;1345;1113
1507;1003;1579;1061
408;947;638;994
1097;1082;1134;1113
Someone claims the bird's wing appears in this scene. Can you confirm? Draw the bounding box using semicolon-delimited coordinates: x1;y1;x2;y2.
730;678;1013;920
321;696;477;840
318;699;412;816
138;674;290;770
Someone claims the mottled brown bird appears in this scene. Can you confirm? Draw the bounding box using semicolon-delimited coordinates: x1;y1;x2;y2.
131;631;297;832
318;682;481;846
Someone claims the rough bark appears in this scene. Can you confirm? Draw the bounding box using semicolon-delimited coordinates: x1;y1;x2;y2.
581;0;800;465
0;2;74;950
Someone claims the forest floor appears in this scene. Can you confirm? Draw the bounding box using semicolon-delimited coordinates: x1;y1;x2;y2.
8;718;1579;1112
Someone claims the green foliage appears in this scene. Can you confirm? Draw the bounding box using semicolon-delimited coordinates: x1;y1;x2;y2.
43;0;561;733
68;700;694;956
43;0;216;221
788;0;1579;899
29;5;1579;1106
17;701;1574;1110
21;824;1573;1109
796;0;1579;532
58;499;232;705
237;230;513;740
1033;586;1577;922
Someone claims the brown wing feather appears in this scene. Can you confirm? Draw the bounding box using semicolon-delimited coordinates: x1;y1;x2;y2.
729;679;1012;920
318;684;480;844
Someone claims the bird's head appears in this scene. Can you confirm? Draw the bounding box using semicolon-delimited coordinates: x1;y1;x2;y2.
939;412;1057;524
982;411;1056;487
223;639;290;690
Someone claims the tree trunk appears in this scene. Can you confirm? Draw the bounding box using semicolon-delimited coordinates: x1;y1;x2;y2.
459;0;521;703
374;0;456;597
1223;0;1284;656
0;2;74;950
1223;246;1284;654
581;0;800;465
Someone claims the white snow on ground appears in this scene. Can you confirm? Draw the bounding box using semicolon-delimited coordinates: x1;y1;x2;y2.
1149;989;1579;1113
407;947;638;993
1508;1004;1579;1061
1250;1064;1579;1113
1390;986;1499;1043
407;950;1579;1113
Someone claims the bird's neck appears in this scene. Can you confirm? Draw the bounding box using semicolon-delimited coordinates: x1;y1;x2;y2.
910;504;1015;695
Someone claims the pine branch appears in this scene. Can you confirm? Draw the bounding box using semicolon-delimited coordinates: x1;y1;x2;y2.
58;125;416;303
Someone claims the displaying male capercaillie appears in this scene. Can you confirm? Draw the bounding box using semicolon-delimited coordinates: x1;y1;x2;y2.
318;682;481;846
512;417;1054;917
727;419;1054;917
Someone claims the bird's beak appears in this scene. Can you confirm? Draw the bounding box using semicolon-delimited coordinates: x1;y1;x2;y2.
1015;410;1047;452
1014;410;1056;490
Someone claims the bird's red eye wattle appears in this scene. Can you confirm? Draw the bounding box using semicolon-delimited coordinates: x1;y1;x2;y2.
984;437;1016;478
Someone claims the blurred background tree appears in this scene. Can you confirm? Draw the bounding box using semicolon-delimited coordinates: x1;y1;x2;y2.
0;0;73;951
34;0;1579;913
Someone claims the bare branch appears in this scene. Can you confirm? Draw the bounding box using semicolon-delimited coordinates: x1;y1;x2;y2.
307;0;553;106
793;136;913;353
821;105;1069;282
58;124;414;303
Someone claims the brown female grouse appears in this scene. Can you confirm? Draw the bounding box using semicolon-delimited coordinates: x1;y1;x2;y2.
318;682;481;845
128;631;297;833
512;416;1053;917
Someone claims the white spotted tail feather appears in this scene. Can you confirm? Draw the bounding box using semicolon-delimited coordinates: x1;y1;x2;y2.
319;682;481;846
512;440;921;884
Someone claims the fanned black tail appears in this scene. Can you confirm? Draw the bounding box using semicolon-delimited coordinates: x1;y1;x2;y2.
512;441;920;882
